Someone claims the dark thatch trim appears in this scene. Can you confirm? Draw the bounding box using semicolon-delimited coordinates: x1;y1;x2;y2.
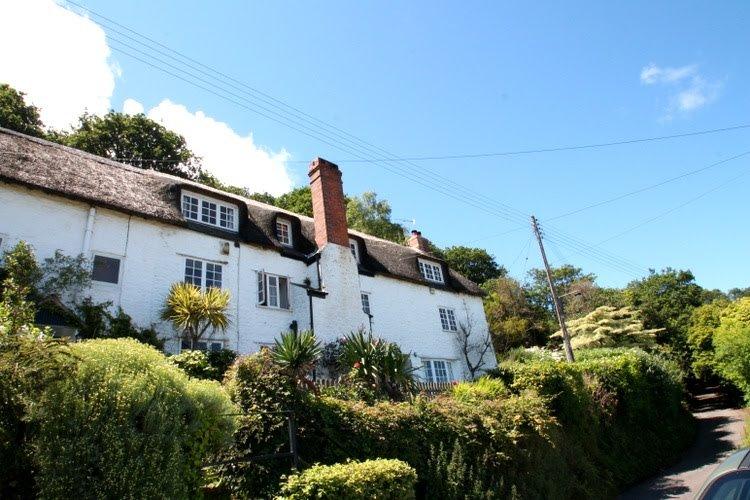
0;127;483;296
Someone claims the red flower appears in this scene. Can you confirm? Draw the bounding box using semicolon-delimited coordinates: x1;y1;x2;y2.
451;381;458;386
353;361;362;369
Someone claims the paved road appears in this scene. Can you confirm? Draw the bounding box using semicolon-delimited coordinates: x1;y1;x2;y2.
619;393;746;499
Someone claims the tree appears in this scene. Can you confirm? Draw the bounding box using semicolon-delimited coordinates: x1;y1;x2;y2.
453;302;493;379
162;282;230;349
276;186;314;217
553;306;660;350
687;300;730;381
346;192;406;243
441;246;506;285
248;192;278;205
482;276;551;352
561;279;626;319
625;268;705;366
62;111;200;179
197;170;251;197
712;298;750;399
525;265;595;313
728;287;750;301
0;83;46;138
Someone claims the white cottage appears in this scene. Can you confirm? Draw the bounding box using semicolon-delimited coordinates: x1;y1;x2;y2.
0;127;497;381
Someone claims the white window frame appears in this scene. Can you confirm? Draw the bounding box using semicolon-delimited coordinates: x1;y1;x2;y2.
184;258;223;289
418;258;444;284
349;238;360;263
276;218;293;247
422;359;455;383
181;339;226;352
181;190;238;232
91;253;123;285
438;306;458;332
257;271;291;310
361;292;371;316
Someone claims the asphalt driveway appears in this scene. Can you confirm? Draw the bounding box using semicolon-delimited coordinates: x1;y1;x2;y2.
619;392;746;499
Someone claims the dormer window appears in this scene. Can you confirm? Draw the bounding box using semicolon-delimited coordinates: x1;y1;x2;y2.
418;258;444;284
349;238;360;263
181;191;237;232
276;218;292;246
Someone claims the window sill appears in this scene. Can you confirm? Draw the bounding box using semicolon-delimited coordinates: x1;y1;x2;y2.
256;304;293;313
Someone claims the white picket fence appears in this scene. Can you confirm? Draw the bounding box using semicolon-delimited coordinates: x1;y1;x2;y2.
313;378;454;398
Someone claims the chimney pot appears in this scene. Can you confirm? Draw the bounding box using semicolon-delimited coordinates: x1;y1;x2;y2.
308;158;349;248
407;229;431;253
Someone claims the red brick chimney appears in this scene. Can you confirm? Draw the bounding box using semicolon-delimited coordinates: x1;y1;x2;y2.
407;230;431;253
309;158;349;248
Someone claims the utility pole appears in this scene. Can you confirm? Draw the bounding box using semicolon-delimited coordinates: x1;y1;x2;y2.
530;215;575;362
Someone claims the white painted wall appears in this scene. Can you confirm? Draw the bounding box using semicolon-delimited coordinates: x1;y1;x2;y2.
0;181;497;379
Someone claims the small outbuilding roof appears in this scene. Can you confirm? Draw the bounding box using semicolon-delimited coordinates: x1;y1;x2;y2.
0;127;483;295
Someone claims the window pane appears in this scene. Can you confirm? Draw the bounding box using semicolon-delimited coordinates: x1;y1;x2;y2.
434;361;448;382
257;272;266;304
361;293;371;315
268;275;279;307
201;201;217;225
184;258;202;286
276;220;291;245
92;255;120;284
219;206;235;229
279;277;290;309
206;263;222;288
210;342;223;352
182;195;199;220
422;360;434;382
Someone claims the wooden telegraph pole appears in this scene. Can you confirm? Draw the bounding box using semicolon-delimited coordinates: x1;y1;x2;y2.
530;215;575;362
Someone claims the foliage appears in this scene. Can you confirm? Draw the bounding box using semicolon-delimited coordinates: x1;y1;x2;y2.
170;349;219;379
563;280;627;319
37;250;91;298
217;349;308;496
451;376;508;404
346;192;406;243
482;276;551;351
625;268;706;368
0;83;46;138
712;298;750;400
426;441;498;500
0;298;68;498
526;265;595;313
272;330;322;388
162;282;230;348
552;306;661;350
320;338;347;378
687;300;730;381
208;348;239;380
1;241;42;292
728;287;750;301
276;186;315;217
65;298;164;348
31;338;236;498
61;111;200;179
441;245;506;285
249;191;279;205
339;329;415;400
277;459;417;500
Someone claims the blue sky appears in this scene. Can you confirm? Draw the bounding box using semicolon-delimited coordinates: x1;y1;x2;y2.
4;1;750;290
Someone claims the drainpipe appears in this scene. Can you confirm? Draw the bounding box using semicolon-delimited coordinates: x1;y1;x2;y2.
82;207;96;255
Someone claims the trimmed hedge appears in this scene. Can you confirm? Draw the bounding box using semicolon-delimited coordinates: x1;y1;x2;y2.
277;459;417;499
219;348;693;499
30;338;236;498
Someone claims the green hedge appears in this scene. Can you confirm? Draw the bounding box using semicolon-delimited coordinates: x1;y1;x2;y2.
277;459;417;499
30;338;237;498
218;348;693;499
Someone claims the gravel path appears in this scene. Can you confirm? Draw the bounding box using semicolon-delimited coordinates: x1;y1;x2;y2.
619;392;746;499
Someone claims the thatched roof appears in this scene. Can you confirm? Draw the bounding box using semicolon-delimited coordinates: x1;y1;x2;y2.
0;127;482;295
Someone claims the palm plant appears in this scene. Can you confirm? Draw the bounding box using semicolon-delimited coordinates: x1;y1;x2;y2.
339;329;415;400
272;330;321;389
162;282;230;349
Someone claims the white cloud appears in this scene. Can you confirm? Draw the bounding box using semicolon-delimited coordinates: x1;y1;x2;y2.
122;98;145;115
640;63;721;118
147;99;293;195
0;0;117;129
640;64;696;85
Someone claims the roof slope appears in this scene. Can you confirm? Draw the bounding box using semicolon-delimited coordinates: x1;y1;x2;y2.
0;127;482;295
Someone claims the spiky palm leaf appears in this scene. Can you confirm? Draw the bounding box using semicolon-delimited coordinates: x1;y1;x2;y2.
162;282;230;348
272;330;321;386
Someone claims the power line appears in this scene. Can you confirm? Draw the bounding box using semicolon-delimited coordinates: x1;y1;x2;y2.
63;2;649;278
285;124;750;163
595;168;750;246
546;150;750;222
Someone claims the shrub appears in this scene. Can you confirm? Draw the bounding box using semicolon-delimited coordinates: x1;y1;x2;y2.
713;298;750;400
208;348;238;380
30;338;236;498
451;376;507;404
277;459;417;500
273;330;322;388
170;349;218;379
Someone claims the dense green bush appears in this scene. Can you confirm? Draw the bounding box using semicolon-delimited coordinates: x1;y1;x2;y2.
712;298;750;400
277;459;417;500
219;347;692;499
31;338;236;498
170;348;219;379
